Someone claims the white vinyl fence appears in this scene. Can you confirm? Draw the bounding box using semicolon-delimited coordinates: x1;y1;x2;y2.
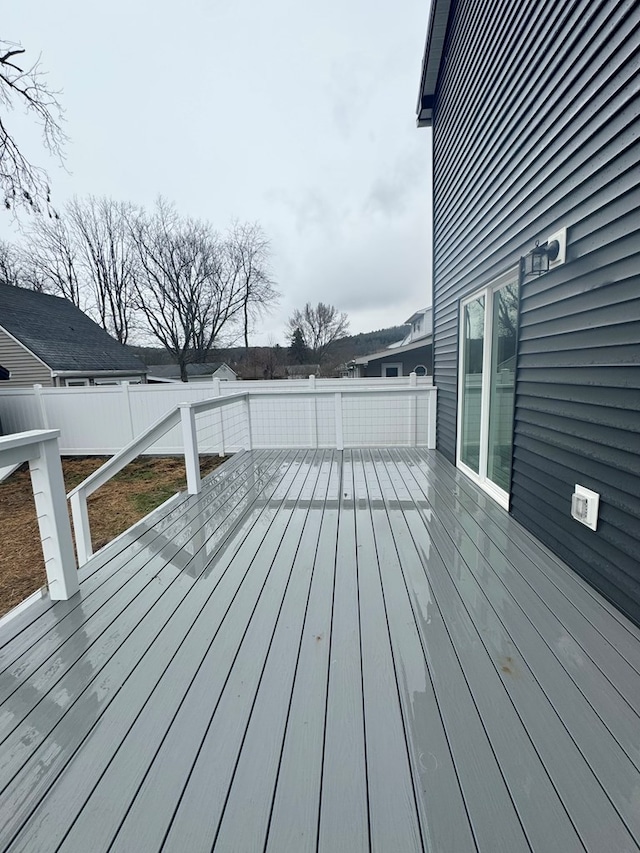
0;376;435;455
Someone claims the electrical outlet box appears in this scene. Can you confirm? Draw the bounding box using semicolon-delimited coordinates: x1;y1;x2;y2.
571;484;599;531
546;227;567;269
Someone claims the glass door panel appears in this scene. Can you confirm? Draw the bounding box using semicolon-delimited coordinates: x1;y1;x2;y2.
458;271;519;506
487;282;518;492
460;296;485;474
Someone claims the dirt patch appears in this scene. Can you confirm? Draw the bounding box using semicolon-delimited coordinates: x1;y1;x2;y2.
0;455;224;618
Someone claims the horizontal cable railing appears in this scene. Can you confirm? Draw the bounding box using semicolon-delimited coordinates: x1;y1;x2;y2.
67;378;437;566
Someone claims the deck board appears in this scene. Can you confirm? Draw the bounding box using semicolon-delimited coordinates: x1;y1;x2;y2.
317;450;370;853
265;453;341;851
382;450;636;851
1;448;639;853
0;449;264;671
396;450;640;770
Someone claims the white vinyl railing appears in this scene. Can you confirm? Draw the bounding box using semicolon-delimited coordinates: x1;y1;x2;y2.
0;374;433;455
67;378;437;566
0;430;78;601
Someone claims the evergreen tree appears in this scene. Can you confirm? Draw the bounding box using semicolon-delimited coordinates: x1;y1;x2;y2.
289;327;310;363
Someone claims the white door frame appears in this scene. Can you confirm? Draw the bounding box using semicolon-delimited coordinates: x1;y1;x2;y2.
456;268;518;510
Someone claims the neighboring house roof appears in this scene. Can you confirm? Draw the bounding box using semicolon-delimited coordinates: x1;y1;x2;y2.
147;362;236;379
0;283;145;374
350;336;432;366
416;0;453;127
351;308;433;364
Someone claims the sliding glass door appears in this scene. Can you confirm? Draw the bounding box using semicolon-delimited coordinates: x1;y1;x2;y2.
457;270;519;507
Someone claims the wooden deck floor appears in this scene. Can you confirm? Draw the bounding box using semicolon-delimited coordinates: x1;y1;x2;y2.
0;448;639;852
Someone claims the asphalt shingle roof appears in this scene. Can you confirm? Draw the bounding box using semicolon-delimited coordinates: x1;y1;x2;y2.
0;284;146;373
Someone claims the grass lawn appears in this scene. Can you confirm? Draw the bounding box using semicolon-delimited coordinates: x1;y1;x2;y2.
0;455;225;618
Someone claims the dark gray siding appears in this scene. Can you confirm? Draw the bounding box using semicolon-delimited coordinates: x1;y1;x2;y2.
431;0;640;621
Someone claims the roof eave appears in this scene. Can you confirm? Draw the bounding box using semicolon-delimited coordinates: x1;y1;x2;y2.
351;335;433;365
416;0;454;128
51;368;147;377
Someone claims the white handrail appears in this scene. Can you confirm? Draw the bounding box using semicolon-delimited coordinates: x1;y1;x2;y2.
66;392;252;566
67;407;183;500
0;430;78;600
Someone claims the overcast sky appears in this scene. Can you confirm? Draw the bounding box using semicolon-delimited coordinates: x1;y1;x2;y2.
3;0;433;345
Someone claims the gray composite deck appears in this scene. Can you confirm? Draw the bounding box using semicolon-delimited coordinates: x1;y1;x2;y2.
0;448;639;852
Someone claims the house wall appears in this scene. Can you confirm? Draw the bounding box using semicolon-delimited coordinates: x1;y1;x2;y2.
213;365;237;381
0;327;52;388
188;366;237;382
431;0;640;622
361;344;433;378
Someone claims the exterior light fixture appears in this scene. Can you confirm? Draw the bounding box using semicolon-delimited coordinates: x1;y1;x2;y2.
522;238;561;278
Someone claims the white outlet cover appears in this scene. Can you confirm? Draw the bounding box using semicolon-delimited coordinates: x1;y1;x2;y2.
572;484;600;531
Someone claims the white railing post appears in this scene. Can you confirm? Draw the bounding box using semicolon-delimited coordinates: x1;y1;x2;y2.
309;375;318;448
70;489;94;567
334;392;344;451
28;435;79;599
212;378;221;397
219;405;226;457
180;404;201;494
244;395;253;450
34;384;49;429
409;372;418;446
428;388;438;449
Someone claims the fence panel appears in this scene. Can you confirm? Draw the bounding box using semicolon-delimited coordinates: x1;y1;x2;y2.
0;377;435;454
43;386;133;454
0;389;44;434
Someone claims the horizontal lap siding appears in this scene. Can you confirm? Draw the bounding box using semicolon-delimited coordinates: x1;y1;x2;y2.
0;328;51;388
432;0;640;620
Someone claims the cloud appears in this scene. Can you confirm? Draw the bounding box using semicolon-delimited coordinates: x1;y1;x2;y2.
366;152;426;218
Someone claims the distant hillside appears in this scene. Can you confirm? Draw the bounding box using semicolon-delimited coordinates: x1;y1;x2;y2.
326;326;408;361
131;325;408;367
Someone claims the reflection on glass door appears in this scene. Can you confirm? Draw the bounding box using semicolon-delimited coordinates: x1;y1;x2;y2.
457;272;519;507
460;296;484;473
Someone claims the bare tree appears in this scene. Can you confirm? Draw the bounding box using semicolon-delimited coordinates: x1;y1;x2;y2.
287;302;349;362
66;196;139;343
130;199;241;380
0;42;65;212
224;221;278;347
20;215;81;304
0;238;22;284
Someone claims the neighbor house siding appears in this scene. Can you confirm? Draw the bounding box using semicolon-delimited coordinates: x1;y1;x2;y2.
0;327;52;387
361;345;433;378
431;0;640;621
